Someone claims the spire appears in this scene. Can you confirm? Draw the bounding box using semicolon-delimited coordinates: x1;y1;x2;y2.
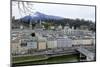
40;20;41;25
29;20;32;29
29;14;32;30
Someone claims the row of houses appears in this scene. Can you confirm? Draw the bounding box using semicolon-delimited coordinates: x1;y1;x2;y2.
11;35;95;55
63;28;92;36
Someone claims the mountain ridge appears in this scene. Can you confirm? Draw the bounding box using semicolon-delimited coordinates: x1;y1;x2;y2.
21;12;64;22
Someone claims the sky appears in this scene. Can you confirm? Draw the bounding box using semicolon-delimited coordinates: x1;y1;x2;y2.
12;1;95;22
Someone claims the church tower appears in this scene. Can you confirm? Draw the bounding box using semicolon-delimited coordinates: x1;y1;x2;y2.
29;20;32;29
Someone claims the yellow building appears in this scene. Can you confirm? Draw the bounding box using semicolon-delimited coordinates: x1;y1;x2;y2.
38;39;46;50
11;39;21;54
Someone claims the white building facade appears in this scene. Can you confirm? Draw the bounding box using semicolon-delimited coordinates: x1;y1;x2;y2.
56;37;72;48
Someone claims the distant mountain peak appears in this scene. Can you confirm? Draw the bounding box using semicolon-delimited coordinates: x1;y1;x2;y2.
34;11;44;15
33;11;45;15
21;11;63;22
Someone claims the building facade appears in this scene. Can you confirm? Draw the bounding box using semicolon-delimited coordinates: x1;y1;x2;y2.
47;37;57;49
56;37;72;48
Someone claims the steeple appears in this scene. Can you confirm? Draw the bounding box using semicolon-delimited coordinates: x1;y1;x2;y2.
29;14;32;29
29;20;32;29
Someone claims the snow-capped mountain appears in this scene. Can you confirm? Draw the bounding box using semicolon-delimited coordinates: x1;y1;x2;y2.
21;12;63;22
